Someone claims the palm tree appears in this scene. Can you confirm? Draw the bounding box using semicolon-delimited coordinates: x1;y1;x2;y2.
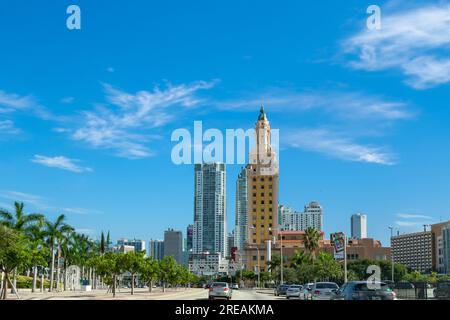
303;227;320;262
0;202;44;232
44;214;74;292
0;202;44;292
304;227;320;281
290;250;311;268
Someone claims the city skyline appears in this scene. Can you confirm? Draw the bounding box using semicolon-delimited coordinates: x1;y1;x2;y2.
1;0;450;248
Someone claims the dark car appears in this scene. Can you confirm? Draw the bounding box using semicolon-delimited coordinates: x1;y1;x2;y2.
435;281;450;300
331;281;397;300
274;284;290;296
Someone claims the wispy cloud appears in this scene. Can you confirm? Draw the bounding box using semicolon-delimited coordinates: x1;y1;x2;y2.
70;80;217;159
395;220;423;227
0;191;48;209
62;207;103;215
284;128;395;165
31;155;93;173
343;4;450;89
216;88;413;121
397;213;432;219
0;90;34;113
0;120;21;135
61;97;75;104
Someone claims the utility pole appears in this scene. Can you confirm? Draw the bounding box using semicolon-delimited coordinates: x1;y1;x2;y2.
344;233;348;283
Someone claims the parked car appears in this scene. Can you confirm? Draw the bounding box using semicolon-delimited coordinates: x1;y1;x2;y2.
435;281;450;300
231;283;239;290
331;281;397;300
308;282;339;300
274;284;290;296
301;283;314;299
286;285;303;299
208;282;232;300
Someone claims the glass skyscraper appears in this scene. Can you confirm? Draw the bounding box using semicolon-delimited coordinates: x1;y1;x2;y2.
193;163;226;257
234;167;248;250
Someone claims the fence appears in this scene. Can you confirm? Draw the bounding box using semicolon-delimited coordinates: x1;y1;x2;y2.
393;282;436;300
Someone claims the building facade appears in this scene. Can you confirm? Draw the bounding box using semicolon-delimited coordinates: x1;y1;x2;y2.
164;228;183;264
193;163;227;257
351;213;367;239
431;221;450;274
392;231;433;273
116;238;146;254
188;252;229;276
234;167;248;251
186;224;193;252
245;106;279;273
278;202;323;231
149;239;164;260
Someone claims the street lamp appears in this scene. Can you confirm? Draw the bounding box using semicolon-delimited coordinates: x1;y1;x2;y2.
388;226;395;283
269;226;283;285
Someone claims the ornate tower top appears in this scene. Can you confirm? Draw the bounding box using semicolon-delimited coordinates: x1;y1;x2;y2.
258;104;268;121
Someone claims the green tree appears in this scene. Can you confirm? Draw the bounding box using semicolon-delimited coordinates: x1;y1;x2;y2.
44;214;74;292
159;256;178;292
140;257;160;292
121;251;145;295
304;227;320;262
100;231;106;255
0;202;44;290
315;251;343;282
0;226;32;299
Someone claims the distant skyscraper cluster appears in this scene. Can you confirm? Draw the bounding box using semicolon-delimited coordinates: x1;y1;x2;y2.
278;202;323;232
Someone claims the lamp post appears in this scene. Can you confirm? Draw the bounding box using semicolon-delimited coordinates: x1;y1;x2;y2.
388;226;395;283
270;227;284;284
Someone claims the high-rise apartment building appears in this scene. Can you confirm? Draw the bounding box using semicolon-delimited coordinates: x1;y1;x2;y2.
193;163;227;257
164;228;183;264
351;213;367;239
431;221;450;274
279;202;323;231
149;239;164;260
234;167;248;251
391;231;433;273
245;106;279;273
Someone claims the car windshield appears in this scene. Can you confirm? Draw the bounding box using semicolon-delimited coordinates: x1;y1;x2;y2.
289;285;301;289
354;283;390;292
316;283;338;289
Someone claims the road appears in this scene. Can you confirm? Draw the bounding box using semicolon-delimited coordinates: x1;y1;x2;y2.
13;287;283;300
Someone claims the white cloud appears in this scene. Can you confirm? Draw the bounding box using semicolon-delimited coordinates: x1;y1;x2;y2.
285;128;395;165
0;90;34;113
395;221;422;227
61;97;75;104
397;213;432;219
216;89;413;121
63;207;103;215
343;4;450;89
0;191;48;209
0;120;20;135
70;80;217;159
107;67;115;73
31;155;93;173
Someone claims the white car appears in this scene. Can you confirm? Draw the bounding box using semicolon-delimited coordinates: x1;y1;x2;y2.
286;285;303;299
309;282;340;300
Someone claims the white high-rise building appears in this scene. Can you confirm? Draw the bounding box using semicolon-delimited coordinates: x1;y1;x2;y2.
193;163;227;258
279;201;323;231
234;167;248;251
351;213;367;239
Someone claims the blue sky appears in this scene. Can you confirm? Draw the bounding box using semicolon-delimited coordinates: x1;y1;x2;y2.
1;0;450;247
